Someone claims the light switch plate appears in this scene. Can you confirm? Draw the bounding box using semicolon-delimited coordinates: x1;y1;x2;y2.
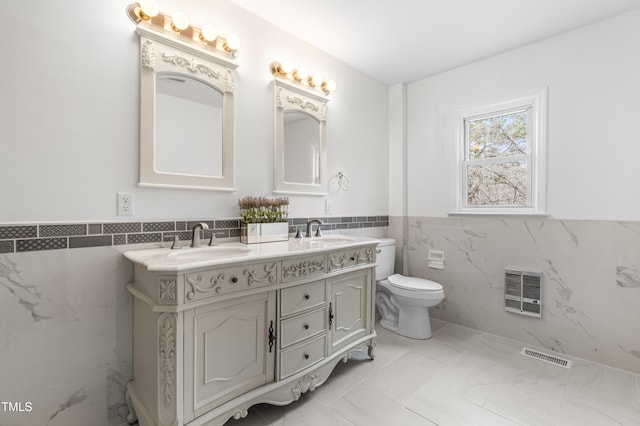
325;199;333;215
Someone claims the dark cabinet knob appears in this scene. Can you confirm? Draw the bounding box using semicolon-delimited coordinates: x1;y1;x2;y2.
303;353;310;360
304;324;310;330
350;256;355;261
231;277;238;283
304;294;310;300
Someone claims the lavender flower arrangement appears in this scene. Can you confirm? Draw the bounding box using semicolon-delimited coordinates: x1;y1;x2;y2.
238;196;289;223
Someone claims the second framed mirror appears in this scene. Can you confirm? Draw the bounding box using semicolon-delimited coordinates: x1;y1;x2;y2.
273;79;328;195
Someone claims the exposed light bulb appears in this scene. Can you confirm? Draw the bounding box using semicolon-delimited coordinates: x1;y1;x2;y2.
200;24;218;42
280;60;294;74
311;74;323;87
294;67;309;81
323;80;337;92
224;34;240;51
139;0;159;20
171;11;190;31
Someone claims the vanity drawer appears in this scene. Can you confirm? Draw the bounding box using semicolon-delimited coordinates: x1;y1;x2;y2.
327;247;376;271
280;307;326;348
280;334;326;379
184;262;279;302
280;280;326;317
281;254;327;283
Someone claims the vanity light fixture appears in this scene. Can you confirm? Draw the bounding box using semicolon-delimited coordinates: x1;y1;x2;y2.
224;34;241;52
293;67;310;81
270;61;336;95
271;60;294;75
126;2;241;58
199;24;218;43
310;74;323;88
322;80;337;92
170;11;189;32
138;0;159;20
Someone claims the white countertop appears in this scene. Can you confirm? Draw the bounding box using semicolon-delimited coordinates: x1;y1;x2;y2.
123;235;380;272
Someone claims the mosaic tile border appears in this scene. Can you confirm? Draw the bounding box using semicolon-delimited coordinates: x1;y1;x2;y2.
0;216;388;254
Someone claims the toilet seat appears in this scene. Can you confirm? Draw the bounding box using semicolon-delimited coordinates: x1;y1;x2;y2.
388;274;442;292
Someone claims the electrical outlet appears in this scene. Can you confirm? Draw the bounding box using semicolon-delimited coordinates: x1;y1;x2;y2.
117;192;134;216
325;199;334;215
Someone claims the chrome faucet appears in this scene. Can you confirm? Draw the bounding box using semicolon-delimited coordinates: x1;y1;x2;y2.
208;232;219;246
190;223;209;248
305;219;323;238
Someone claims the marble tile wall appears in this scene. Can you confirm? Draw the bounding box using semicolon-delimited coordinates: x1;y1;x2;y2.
389;216;640;374
0;246;133;425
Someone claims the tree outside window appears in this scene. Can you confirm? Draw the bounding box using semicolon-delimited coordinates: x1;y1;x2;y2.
453;88;546;215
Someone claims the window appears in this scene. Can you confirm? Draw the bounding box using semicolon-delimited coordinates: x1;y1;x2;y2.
452;88;547;215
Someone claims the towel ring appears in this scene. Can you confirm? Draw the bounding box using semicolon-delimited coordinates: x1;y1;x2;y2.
337;172;350;191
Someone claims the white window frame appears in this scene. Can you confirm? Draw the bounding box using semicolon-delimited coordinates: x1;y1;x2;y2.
450;87;547;216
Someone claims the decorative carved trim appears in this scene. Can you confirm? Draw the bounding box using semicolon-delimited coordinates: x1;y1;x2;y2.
319;103;327;122
283;259;326;278
291;374;318;401
368;339;376;360
243;263;277;286
141;40;155;71
275;86;284;108
161;52;220;79
328;254;349;269
159;278;176;304
125;388;138;424
232;409;248;420
224;69;234;93
185;273;227;299
285;94;319;112
358;248;375;263
329;249;375;269
158;314;176;410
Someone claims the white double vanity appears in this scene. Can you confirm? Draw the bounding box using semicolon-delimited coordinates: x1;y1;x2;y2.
123;236;378;426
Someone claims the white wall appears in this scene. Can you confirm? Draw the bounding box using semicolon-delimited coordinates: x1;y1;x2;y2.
0;0;389;223
405;10;640;221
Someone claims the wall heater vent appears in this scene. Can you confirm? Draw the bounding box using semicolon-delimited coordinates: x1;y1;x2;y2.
504;269;541;317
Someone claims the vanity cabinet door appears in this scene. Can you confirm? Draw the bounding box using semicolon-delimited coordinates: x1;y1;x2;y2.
183;292;276;422
328;269;372;352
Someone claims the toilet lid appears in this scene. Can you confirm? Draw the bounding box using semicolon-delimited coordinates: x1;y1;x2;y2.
387;274;442;291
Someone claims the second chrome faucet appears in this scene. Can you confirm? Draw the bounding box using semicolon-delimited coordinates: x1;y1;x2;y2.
305;219;323;238
190;222;218;247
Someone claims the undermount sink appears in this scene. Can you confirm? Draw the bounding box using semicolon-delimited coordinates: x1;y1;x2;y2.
314;235;358;242
168;246;251;261
302;234;359;248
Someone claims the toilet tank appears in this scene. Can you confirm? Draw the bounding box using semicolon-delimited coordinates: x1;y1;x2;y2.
375;238;396;281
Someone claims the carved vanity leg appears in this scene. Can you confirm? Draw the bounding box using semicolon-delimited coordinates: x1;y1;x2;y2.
125;387;138;425
367;339;376;360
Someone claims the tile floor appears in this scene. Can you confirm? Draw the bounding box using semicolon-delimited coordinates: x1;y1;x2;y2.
225;321;640;426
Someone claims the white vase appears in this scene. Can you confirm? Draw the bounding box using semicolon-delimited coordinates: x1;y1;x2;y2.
240;222;289;244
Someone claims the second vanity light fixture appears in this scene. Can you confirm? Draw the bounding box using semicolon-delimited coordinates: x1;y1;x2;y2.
271;61;337;95
126;0;241;58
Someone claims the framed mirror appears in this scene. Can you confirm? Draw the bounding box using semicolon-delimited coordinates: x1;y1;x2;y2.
273;79;328;195
135;26;236;190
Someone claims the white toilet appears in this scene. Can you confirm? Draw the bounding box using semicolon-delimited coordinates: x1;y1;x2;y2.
375;238;444;339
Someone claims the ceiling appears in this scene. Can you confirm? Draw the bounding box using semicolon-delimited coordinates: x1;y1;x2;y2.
229;0;640;85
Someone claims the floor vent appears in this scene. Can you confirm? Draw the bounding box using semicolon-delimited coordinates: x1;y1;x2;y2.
520;348;572;368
